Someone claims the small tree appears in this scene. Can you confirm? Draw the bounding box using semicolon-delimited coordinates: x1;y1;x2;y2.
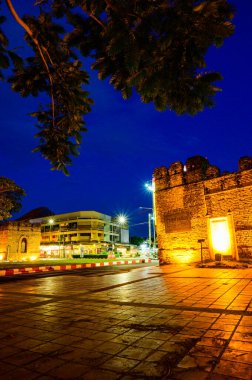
130;236;146;246
0;177;25;221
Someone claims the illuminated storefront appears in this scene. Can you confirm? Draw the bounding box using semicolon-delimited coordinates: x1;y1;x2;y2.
31;210;130;258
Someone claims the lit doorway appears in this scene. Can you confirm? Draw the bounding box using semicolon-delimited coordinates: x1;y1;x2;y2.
209;217;233;258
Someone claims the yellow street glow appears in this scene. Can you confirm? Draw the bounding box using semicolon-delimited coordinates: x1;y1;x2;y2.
174;250;193;263
30;255;37;261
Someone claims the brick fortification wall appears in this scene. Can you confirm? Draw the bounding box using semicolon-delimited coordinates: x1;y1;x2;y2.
0;222;41;260
154;156;252;263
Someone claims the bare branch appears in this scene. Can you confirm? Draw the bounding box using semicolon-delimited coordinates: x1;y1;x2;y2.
89;12;105;28
80;6;105;29
5;0;55;125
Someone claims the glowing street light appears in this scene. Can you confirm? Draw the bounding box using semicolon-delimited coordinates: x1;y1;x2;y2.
110;214;129;250
145;182;154;192
117;214;127;226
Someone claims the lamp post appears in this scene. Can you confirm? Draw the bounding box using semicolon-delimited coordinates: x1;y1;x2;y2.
116;214;129;245
48;218;54;256
116;214;151;256
148;213;152;248
139;206;154;252
144;180;156;250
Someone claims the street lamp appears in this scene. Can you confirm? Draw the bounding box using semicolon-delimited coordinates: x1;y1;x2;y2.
48;218;54;241
144;180;156;250
117;214;128;227
115;214;130;254
110;214;127;251
145;182;154;192
139;207;154;250
48;218;54;257
116;214;150;253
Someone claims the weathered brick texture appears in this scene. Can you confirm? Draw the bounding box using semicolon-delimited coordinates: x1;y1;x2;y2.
0;222;41;260
154;156;252;263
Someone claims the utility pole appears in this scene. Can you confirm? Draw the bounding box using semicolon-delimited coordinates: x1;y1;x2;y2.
144;180;156;251
152;214;156;251
148;213;152;249
48;218;54;257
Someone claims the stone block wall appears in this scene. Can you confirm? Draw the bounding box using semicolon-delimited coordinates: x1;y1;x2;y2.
0;222;41;261
154;156;252;263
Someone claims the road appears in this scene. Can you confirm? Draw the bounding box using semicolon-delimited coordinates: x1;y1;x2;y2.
0;262;157;283
0;263;251;379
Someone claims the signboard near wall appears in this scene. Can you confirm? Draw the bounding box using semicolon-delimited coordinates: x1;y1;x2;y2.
164;210;191;233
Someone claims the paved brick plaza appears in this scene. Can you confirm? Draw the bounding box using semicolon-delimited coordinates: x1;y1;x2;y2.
0;264;251;379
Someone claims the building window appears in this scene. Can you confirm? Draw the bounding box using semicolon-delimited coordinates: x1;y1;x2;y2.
52;224;60;231
68;222;77;230
79;224;91;230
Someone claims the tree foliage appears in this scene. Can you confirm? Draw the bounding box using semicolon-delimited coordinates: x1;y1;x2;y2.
0;0;235;173
130;235;146;246
0;177;25;220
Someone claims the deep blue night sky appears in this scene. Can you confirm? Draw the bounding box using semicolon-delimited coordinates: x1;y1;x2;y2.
1;1;251;236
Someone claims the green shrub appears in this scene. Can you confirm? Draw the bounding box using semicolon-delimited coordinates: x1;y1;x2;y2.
72;254;108;259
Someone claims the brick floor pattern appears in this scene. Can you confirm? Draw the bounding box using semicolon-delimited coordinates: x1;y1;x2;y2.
0;264;251;379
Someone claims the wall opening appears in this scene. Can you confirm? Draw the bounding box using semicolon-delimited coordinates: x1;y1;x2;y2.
21;238;27;253
209;217;232;256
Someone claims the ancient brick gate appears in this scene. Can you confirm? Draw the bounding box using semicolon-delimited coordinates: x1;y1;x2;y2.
154;156;252;263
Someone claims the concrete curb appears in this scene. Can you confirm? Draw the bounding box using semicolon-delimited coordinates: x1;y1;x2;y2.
0;259;155;277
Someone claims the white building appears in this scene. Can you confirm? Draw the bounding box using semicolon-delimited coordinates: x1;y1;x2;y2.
31;210;129;258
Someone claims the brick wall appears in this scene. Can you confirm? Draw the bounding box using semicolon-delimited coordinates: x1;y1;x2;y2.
154;156;252;263
0;222;41;261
